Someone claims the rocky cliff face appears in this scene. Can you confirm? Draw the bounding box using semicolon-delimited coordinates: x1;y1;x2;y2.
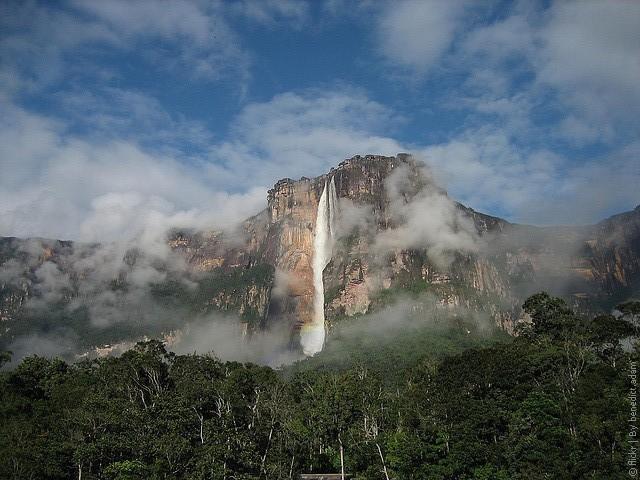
1;154;639;355
260;154;424;337
170;154;640;341
0;237;74;324
168;155;430;340
587;207;640;298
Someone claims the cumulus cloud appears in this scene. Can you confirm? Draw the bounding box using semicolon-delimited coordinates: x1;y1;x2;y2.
0;0;252;95
462;11;536;64
228;0;310;28
373;163;479;267
0;0;327;99
420;129;640;225
3;0;638;235
376;0;468;74
0;101;266;241
208;89;406;187
0;83;411;242
538;1;640;133
73;0;252;84
55;87;214;152
0;0;118;95
374;0;639;221
455;0;640;146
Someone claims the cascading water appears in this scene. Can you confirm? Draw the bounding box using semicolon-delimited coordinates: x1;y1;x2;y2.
300;177;338;356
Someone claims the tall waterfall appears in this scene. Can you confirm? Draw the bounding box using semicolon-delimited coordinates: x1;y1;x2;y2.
301;177;338;356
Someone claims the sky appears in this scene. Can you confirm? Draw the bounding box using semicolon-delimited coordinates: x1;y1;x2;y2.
1;0;639;242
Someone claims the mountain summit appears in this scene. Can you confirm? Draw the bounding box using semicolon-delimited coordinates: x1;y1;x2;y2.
1;154;639;358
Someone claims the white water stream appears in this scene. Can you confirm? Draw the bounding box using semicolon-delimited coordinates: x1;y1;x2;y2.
300;177;338;356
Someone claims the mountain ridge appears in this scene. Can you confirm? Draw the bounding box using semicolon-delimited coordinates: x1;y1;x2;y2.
1;154;639;359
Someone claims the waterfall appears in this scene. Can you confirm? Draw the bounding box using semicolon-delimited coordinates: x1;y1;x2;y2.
301;177;338;356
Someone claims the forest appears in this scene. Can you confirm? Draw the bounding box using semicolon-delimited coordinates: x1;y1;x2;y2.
0;293;637;480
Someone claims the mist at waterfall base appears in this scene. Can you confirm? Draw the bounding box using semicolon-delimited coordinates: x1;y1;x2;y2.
3;162;510;366
168;313;304;367
173;292;500;370
1;236;501;369
289;293;503;375
300;177;338;356
299;164;483;358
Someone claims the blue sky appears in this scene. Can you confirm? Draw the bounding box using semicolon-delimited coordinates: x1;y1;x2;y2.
1;0;639;241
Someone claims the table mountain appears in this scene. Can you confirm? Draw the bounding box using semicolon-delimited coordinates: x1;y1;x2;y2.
1;154;638;357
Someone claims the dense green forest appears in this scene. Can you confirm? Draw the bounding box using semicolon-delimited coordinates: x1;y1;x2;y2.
0;293;638;479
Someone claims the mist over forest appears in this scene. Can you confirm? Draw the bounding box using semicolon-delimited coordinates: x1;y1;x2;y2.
2;0;640;478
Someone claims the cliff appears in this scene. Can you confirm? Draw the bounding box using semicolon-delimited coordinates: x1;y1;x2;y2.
1;154;639;355
168;154;640;340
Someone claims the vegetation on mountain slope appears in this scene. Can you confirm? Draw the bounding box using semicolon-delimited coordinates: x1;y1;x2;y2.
0;293;637;479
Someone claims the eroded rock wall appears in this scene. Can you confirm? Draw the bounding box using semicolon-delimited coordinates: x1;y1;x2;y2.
2;154;639;354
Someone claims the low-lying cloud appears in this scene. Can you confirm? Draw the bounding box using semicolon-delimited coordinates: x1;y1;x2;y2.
171;313;302;367
373;163;479;268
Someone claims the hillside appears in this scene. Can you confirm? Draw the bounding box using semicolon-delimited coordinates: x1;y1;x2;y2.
1;154;639;360
0;293;636;479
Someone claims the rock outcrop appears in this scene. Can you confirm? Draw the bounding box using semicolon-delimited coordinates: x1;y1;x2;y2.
1;154;639;355
169;154;640;341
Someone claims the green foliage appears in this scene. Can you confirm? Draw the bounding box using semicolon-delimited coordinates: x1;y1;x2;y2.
0;293;635;479
104;460;149;480
522;291;579;339
290;314;508;382
617;300;640;315
188;263;274;325
0;264;275;355
0;350;11;368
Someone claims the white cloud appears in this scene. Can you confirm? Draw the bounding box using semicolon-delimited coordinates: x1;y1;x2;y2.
229;0;310;28
2;0;639;240
416;1;640;222
420;129;558;219
72;0;251;83
455;1;640;146
0;1;118;95
537;0;640;143
208;89;406;188
1;74;637;246
421;129;640;225
373;163;479;267
0;101;265;241
557;115;614;146
538;1;640;103
0;86;408;241
376;0;467;74
55;87;214;152
0;0;251;96
462;12;535;63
